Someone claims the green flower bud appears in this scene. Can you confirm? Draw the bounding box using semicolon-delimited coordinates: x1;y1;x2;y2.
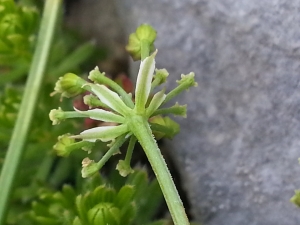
53;134;75;157
136;24;157;44
116;160;134;177
49;107;65;125
126;33;140;60
126;24;157;61
151;69;169;90
177;72;198;88
164;72;198;103
81;157;99;178
52;73;87;98
83;94;105;108
88;66;106;84
53;134;94;157
291;190;300;207
88;203;120;225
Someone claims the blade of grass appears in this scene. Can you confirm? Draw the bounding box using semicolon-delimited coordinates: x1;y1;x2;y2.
0;0;62;223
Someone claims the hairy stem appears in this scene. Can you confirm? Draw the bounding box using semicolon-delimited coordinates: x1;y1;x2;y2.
0;0;62;223
128;116;190;225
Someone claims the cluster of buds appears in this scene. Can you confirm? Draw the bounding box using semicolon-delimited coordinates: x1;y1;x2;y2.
49;24;197;178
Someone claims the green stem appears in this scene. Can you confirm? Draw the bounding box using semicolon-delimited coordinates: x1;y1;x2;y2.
128;116;190;225
152;104;187;117
124;136;136;164
0;0;62;223
163;73;196;105
96;135;127;168
141;39;150;60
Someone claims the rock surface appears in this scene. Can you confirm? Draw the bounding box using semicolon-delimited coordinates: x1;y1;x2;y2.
114;0;300;224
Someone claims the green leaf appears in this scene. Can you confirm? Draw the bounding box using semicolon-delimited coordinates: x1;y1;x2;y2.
75;195;89;224
115;185;134;208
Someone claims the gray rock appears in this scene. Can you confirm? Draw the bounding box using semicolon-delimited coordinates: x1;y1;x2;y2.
114;0;300;224
65;0;127;74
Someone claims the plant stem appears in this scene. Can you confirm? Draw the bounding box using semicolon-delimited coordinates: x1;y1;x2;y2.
0;0;62;223
128;116;190;225
124;136;136;164
141;39;150;60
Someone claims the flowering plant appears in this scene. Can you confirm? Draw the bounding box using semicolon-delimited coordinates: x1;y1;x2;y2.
50;24;197;225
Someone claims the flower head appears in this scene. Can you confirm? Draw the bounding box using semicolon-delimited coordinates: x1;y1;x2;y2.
50;25;196;178
126;24;157;61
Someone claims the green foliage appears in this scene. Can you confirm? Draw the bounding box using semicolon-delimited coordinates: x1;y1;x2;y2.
0;86;21;147
0;0;98;85
0;0;103;223
0;0;39;84
0;0;39;65
27;169;166;225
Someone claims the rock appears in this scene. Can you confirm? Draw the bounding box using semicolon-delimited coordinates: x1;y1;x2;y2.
114;0;300;224
65;0;127;75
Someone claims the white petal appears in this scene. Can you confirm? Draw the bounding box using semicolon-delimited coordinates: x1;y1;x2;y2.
74;107;125;123
87;83;131;116
145;89;166;117
135;50;157;112
72;124;128;142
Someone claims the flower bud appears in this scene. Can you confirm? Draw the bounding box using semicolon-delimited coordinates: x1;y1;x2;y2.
49;107;65;125
81;157;99;178
135;24;157;44
116;160;134;177
52;73;87;98
126;24;157;61
53;134;75;157
88;67;106;84
83;94;105;108
164;72;197;103
88;203;120;225
177;72;198;88
291;190;300;207
152;69;169;87
53;134;94;157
